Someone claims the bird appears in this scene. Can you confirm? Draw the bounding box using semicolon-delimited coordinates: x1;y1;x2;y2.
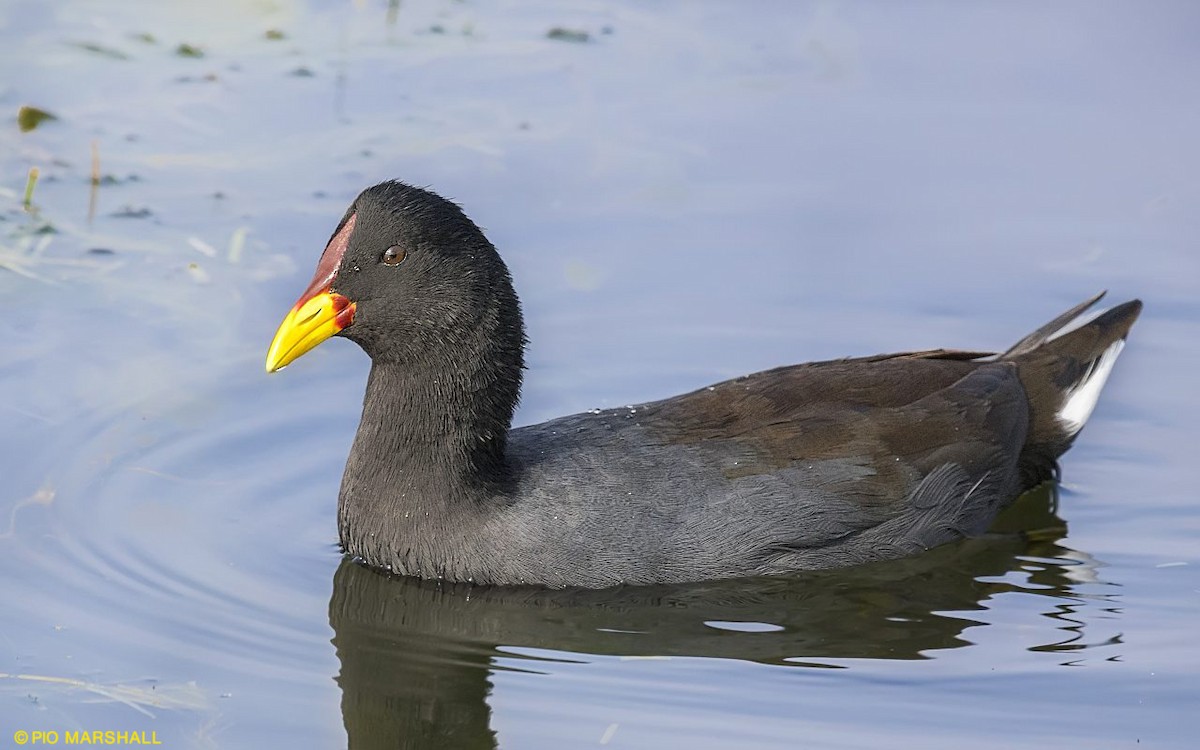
265;180;1141;589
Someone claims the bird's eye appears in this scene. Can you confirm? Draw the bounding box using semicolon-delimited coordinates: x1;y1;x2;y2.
381;246;407;266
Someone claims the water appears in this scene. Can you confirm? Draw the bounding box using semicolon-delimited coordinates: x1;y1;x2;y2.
2;1;1198;747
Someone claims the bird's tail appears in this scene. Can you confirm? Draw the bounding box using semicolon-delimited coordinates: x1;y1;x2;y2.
1001;292;1142;481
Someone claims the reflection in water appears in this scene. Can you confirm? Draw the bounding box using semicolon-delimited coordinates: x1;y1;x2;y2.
329;485;1113;748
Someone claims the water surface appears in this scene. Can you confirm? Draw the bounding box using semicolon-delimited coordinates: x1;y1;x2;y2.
2;1;1198;747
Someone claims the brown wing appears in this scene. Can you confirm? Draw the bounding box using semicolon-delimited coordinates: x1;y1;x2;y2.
638;352;1028;567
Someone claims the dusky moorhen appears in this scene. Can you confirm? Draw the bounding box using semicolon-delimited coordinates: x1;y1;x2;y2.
266;181;1140;588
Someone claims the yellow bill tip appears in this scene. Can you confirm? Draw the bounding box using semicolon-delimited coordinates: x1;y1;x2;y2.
265;291;355;373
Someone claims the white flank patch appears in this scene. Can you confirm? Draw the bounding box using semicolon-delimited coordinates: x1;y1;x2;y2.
1059;339;1126;435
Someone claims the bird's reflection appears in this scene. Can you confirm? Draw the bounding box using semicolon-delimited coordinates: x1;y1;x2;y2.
329;484;1111;749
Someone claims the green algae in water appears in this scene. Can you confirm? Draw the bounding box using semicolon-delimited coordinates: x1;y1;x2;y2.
17;105;58;132
71;41;129;60
175;43;204;58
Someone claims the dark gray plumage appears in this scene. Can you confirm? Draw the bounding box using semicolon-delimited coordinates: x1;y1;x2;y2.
276;180;1141;589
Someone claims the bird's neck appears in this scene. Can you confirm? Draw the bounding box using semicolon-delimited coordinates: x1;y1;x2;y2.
357;357;515;481
336;320;524;571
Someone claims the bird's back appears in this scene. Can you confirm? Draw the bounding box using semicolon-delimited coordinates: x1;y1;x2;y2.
500;295;1140;588
501;351;1025;587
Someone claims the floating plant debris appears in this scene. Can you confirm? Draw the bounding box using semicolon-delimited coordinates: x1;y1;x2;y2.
17;106;57;133
175;43;204;58
546;27;590;43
